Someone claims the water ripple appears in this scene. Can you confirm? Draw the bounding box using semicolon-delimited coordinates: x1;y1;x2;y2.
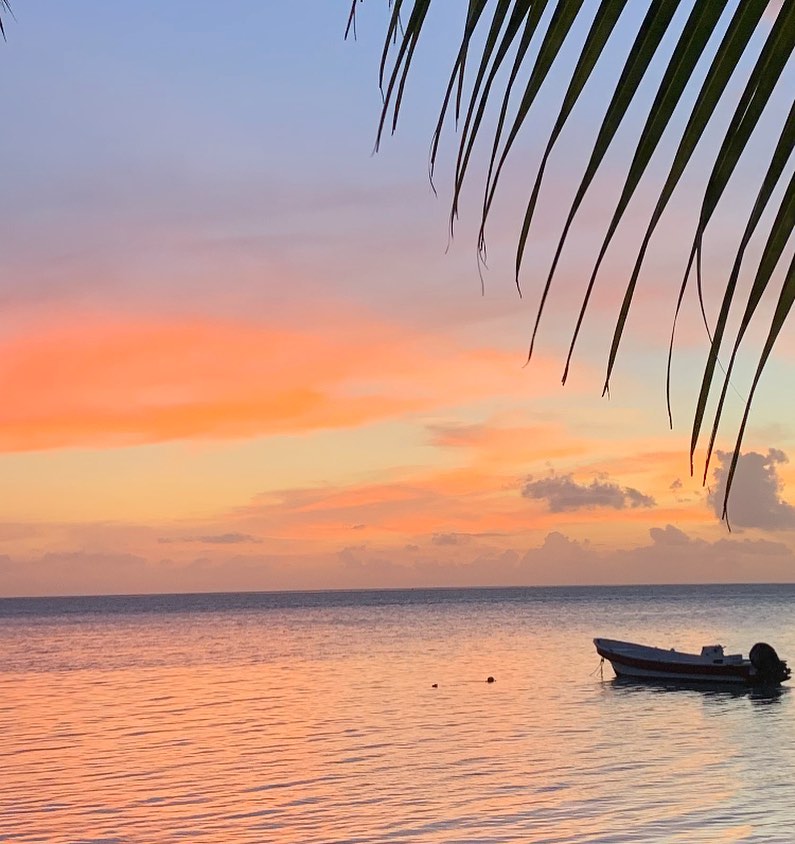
2;587;795;842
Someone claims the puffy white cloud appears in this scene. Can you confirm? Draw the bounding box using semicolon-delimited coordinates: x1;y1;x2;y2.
709;449;795;530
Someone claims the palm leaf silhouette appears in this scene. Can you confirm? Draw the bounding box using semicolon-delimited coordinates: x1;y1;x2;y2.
0;2;12;39
349;0;795;517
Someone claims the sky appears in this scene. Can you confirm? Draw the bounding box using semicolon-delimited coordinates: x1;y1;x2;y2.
2;1;795;596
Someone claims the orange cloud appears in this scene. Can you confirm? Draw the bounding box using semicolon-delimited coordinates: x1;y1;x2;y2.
0;310;547;452
196;409;721;552
428;419;590;466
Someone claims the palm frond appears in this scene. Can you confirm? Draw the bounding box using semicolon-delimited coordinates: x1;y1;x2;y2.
349;0;795;518
0;1;12;40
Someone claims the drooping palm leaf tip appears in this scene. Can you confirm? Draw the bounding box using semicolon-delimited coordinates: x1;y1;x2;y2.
348;0;795;522
0;1;11;39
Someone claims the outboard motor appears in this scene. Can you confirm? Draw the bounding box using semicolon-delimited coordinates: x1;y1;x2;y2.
749;642;791;684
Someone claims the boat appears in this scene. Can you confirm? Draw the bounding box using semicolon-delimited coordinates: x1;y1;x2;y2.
593;637;791;686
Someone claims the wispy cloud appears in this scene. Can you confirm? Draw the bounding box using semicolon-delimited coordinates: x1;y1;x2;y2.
0;311;530;452
427;419;589;465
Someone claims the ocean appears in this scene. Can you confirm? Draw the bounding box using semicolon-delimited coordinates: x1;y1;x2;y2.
2;585;795;843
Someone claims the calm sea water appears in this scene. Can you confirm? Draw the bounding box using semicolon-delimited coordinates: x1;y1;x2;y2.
2;585;795;843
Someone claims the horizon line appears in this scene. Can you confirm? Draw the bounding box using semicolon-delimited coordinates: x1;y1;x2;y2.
3;581;795;602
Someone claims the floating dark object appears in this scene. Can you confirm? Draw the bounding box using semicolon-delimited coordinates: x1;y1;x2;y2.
431;683;438;688
594;638;791;686
486;676;495;683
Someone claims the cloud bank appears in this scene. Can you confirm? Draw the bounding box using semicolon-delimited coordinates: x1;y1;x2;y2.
3;524;793;596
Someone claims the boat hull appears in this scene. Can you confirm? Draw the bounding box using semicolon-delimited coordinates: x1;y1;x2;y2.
594;638;754;685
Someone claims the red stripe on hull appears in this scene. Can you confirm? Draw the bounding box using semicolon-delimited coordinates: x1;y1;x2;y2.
596;646;753;682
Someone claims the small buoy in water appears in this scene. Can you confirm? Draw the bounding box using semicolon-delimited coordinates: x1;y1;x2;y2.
432;683;438;688
486;676;495;683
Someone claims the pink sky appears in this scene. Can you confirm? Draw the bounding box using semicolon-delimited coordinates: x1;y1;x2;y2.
1;2;794;595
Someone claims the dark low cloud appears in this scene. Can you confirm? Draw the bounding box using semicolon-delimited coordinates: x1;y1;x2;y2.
432;532;470;546
198;533;262;545
338;544;367;562
649;525;689;546
709;449;795;530
158;533;261;545
522;472;655;512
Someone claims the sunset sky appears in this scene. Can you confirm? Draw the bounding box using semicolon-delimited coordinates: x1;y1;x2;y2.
2;1;795;595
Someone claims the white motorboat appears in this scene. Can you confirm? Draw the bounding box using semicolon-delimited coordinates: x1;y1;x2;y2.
594;637;791;685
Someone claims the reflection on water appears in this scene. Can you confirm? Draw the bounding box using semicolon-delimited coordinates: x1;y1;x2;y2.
1;585;795;843
609;676;789;704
